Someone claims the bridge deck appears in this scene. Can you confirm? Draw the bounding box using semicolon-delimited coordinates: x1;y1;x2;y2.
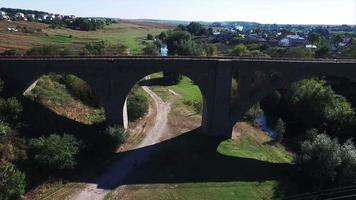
0;56;356;63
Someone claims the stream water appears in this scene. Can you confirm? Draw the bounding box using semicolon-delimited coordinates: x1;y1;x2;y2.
256;114;277;139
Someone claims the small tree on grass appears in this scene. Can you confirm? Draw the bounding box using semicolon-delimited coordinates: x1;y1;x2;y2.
0;162;26;200
28;134;80;171
275;118;286;143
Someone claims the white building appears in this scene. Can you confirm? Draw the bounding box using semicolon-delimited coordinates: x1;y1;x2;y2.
0;11;10;20
15;12;27;21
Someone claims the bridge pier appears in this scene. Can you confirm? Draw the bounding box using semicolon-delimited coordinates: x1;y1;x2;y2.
203;62;233;139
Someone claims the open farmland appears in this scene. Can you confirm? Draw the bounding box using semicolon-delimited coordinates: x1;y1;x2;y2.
0;20;172;55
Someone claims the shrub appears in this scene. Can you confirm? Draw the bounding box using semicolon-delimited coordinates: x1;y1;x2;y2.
90;125;127;154
1;49;22;56
232;44;248;56
127;89;149;121
275;118;286;142
63;74;99;107
26;46;70;56
142;43;160;55
295;133;356;190
146;34;154;40
0;162;26;200
243;103;264;124
0;97;23;122
28;134;80;170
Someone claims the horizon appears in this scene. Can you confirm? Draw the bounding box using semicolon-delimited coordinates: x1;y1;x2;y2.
1;0;355;25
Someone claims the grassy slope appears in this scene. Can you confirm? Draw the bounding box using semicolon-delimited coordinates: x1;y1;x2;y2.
0;20;170;54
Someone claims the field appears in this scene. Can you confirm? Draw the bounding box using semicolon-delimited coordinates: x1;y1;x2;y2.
109;122;295;200
0;20;171;54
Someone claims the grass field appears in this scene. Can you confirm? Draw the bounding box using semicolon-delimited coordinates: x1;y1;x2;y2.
108;123;294;200
0;20;171;54
149;73;203;113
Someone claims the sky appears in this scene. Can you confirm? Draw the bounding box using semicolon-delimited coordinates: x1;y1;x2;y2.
1;0;355;25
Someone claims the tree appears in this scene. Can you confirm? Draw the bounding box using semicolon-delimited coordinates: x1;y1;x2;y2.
146;34;154;40
284;47;314;58
243;103;263;124
127;88;149;121
295;134;356;190
28;134;80;170
186;22;207;36
275;118;286;142
1;49;22;56
0;162;26;200
232;44;248;56
0;97;23;122
142;43;160;55
309;33;322;46
164;31;192;55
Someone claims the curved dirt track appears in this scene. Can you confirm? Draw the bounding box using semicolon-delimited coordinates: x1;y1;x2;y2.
71;86;171;200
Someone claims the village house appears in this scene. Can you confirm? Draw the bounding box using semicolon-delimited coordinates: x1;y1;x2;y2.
15;12;27;21
279;35;306;47
0;11;10;20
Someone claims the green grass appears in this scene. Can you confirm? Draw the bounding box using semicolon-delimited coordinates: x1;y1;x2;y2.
0;21;170;55
218;138;293;164
109;124;294;200
113;181;278;200
150;73;203;113
33;34;73;44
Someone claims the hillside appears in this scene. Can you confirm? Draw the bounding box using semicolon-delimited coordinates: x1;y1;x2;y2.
0;20;172;54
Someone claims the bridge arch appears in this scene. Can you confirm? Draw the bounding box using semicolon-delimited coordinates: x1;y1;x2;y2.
230;66;356;130
105;69;210;133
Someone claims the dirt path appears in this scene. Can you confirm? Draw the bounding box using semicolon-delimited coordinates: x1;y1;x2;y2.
71;86;171;200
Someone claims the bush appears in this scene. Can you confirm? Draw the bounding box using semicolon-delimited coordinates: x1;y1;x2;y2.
0;162;26;200
127;89;149;121
28;134;80;170
63;74;99;107
0;97;23;122
1;49;22;56
26;46;70;56
105;125;127;146
82;41;107;55
295;133;356;190
244;103;264;124
142;43;160;55
146;34;154;40
232;44;248;56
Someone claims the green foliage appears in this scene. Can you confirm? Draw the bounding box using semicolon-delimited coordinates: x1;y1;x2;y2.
186;22;207;36
63;74;99;107
1;49;22;56
284;47;314;58
68;18;105;31
0;97;23;122
28;134;80;170
262;78;356;142
142;42;160;55
295;133;356;190
26;46;70;56
232;44;248;56
275;118;286;143
309;33;322;46
82;41;107;55
30;74;72;105
127;87;149;121
244;103;264;124
146;34;154;40
0;162;26;200
104;125;128;147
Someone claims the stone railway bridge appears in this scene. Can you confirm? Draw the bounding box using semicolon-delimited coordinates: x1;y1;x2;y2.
0;56;355;138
